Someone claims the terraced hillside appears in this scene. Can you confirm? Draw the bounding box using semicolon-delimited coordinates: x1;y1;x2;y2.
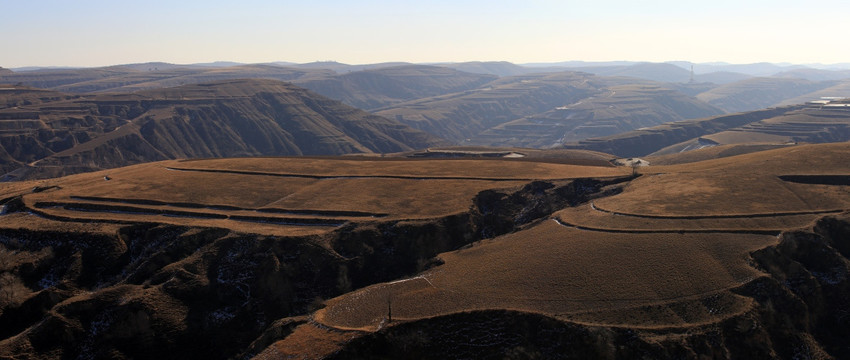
292;65;498;111
299;143;850;359
0;79;445;180
472;83;723;147
0;154;629;359
375;72;722;144
0;64;334;93
696;77;835;113
0;63;500;113
564;103;850;157
2;144;849;359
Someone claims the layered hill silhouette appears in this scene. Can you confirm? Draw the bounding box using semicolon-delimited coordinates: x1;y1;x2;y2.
565;100;850;157
374;72;723;144
0;64;333;93
472;83;723;147
6;61;850;151
0;79;445;180
696;77;836;113
292;65;497;110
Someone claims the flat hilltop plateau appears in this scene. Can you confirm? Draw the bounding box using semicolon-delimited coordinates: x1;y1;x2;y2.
1;143;849;359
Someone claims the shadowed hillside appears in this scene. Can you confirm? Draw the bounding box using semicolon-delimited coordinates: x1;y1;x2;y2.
472;83;723;147
438;61;543;77
293;65;497;111
696;77;835;113
0;64;334;94
373;72;600;142
777;79;850;106
564;105;806;157
0;80;445;180
375;72;721;145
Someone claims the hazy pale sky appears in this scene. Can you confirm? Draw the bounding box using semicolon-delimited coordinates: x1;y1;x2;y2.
3;0;849;67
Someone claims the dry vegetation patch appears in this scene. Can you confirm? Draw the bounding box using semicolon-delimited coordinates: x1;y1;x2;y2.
317;220;775;330
3;157;628;236
597;143;850;217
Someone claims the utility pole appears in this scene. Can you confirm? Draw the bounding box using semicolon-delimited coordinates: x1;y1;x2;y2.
387;297;392;323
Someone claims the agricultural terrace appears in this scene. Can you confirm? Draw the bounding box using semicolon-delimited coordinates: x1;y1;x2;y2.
316;220;774;330
2;157;629;236
316;142;850;332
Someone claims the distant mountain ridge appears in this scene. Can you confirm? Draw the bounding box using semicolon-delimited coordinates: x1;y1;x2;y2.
293;65;497;111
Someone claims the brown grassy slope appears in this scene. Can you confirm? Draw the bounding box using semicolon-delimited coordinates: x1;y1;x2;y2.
317;220;774;330
565;105;804;157
776;79;850;106
0;86;76;108
6;157;628;236
399;147;616;166
292;65;498;111
1;64;503;120
647;143;792;165
170;156;620;179
555;203;827;233
0;79;447;180
696;77;835;113
88;64;334;94
0;67;141;90
594;142;850;217
0;64;333;94
374;72;600;142
0;153;630;359
314;142;850;333
472;83;723;147
650;107;850;156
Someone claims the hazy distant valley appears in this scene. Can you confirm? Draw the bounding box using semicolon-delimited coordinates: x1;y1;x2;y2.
2;60;850;359
4;60;850;181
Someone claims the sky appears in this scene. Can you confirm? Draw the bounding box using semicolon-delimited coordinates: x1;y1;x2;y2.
2;0;849;68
